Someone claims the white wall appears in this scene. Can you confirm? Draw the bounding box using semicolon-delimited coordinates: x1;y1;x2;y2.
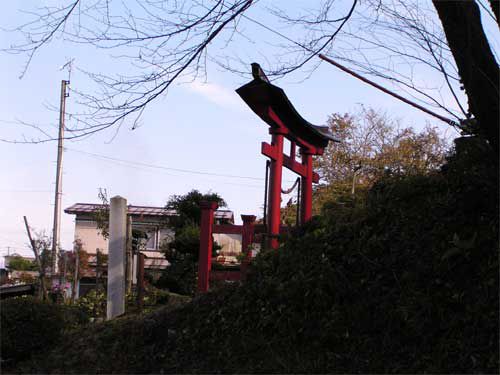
74;220;108;254
74;219;243;257
213;233;242;255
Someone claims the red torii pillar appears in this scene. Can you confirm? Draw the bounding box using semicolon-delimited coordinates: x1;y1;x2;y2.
266;128;287;249
300;150;314;224
263;108;321;249
241;214;257;256
198;207;256;292
265;143;316;248
197;201;218;293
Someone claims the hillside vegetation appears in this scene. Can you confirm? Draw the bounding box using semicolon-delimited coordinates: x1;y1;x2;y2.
17;137;498;374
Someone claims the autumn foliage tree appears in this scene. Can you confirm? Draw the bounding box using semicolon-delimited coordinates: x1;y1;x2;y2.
317;108;449;185
311;108;449;211
280;108;450;222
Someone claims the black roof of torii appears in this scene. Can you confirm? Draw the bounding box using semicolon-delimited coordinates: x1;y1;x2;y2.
236;63;340;150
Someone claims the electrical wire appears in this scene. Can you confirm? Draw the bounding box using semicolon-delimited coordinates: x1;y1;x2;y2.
0;190;53;193
64;147;288;189
65;147;297;186
66;147;264;181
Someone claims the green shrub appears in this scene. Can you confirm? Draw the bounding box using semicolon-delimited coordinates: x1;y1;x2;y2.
1;297;89;367
75;289;107;319
126;285;191;314
6;256;38;271
155;255;198;295
74;285;191;319
14;138;499;373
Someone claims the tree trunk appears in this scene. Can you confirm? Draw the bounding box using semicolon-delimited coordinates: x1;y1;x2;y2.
433;0;499;155
72;249;79;302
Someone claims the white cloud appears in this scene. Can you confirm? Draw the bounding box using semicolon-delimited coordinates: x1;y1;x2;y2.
184;79;244;111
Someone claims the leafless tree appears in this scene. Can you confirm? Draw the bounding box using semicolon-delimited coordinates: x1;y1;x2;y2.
2;0;498;153
271;0;498;136
2;0;356;143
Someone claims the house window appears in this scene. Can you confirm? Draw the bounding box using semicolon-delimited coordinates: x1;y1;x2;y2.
145;229;158;250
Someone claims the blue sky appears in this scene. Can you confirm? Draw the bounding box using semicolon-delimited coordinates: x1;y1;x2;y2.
1;0;498;263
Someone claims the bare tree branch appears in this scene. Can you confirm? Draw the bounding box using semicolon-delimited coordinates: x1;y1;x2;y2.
4;1;81;79
2;0;496;146
4;0;257;143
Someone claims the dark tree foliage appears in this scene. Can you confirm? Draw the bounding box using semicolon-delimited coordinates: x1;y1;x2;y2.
6;256;38;271
166;189;226;229
17;137;498;374
158;189;226;295
1;297;89;369
163;189;225;262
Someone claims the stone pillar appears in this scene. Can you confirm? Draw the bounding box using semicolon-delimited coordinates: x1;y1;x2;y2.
107;196;127;320
197;201;218;293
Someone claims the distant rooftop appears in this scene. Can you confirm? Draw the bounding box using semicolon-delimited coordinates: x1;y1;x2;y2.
4;253;35;260
64;203;234;221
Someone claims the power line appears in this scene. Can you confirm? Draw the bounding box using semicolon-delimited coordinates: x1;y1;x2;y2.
65;147;300;187
1;246;28;252
0;190;53;193
65;147;265;181
0;119;56;127
64;147;282;189
239;9;314;53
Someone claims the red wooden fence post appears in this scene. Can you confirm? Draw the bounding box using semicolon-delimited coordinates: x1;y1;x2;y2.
137;252;145;310
197;201;218;293
240;214;256;276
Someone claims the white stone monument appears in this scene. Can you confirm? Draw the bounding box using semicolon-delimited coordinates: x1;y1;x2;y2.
107;196;127;320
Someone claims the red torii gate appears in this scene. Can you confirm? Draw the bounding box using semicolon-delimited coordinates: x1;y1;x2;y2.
197;201;257;293
197;64;338;293
236;63;339;248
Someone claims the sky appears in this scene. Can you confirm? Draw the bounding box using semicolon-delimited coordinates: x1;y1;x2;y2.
1;0;499;265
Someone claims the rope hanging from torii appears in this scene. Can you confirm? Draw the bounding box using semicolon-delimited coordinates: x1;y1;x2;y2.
281;177;300;194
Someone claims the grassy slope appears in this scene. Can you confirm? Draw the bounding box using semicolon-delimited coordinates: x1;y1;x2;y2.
18;138;499;374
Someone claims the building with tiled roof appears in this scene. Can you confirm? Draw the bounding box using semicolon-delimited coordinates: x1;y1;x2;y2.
64;202;236;296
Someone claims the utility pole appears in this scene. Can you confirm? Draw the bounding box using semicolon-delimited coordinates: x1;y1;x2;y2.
51;79;69;275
